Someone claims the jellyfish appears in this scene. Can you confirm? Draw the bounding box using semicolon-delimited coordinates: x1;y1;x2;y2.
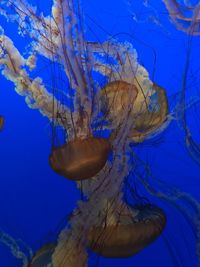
0;0;112;181
163;1;200;166
0;1;200;267
49;137;111;180
0;115;4;130
163;0;200;35
0;229;32;267
102;81;168;143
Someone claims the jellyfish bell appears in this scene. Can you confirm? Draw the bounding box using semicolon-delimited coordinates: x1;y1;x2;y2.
29;243;55;267
101;80;138;125
49;137;111;180
88;204;166;258
101;80;138;110
0;115;4;130
131;83;168;142
102;80;168;143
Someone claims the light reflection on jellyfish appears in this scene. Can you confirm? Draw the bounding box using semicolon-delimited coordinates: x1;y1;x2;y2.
0;0;200;267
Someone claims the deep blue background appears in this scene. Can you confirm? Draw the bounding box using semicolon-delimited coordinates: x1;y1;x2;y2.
0;0;200;266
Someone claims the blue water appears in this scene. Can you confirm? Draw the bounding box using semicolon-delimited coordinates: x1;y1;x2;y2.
0;0;200;266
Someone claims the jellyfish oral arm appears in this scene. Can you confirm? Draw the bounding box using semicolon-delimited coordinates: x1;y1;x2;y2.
0;33;72;128
50;0;94;135
0;0;94;137
0;230;32;267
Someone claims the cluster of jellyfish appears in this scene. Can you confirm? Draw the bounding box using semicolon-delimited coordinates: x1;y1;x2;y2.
0;0;200;266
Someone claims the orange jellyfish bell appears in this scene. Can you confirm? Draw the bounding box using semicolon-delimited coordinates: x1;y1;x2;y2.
88;204;166;258
29;243;55;267
49;137;111;180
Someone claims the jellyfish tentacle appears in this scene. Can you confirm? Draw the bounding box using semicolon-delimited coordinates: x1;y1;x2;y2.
0;229;32;267
1;0;94;138
0;33;74;127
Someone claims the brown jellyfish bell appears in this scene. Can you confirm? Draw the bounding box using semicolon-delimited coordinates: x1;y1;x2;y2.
0;115;4;130
49;137;111;180
29;243;55;267
102;81;168;143
88;202;166;258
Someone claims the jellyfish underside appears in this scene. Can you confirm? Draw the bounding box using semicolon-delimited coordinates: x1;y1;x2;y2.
29;243;55;267
102;81;168;142
49;137;111;180
88;204;166;258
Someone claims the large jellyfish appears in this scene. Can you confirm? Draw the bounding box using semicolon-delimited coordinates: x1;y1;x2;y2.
0;0;200;267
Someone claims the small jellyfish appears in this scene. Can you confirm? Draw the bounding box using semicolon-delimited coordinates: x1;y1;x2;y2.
0;115;4;130
88;203;166;258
